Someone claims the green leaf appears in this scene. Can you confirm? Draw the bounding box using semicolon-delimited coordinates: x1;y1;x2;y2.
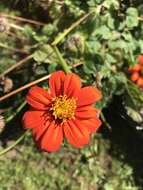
138;40;143;53
95;26;112;40
124;82;143;110
126;8;139;28
103;0;119;10
105;54;116;63
83;60;97;74
99;65;111;78
42;24;55;36
115;72;127;84
33;45;57;64
33;49;48;63
107;15;115;29
86;39;101;54
87;0;102;6
23;25;35;38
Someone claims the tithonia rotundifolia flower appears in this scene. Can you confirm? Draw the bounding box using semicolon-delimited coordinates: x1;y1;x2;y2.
23;71;102;152
128;55;143;88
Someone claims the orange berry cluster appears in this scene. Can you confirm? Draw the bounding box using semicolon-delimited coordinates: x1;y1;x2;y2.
129;55;143;88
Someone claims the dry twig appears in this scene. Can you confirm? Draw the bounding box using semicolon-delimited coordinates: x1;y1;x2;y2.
0;54;33;78
0;74;51;101
1;14;46;26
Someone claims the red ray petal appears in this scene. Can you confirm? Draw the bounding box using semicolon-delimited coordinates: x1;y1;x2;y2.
75;107;98;119
32;119;51;141
38;121;63;152
63;73;81;97
23;109;51;141
79;118;102;134
64;119;90;148
49;71;65;96
77;87;102;107
22;109;45;129
63;122;82;148
26;86;51;110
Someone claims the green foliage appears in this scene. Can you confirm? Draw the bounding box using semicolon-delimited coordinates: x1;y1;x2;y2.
0;134;139;190
33;45;57;64
126;8;139;28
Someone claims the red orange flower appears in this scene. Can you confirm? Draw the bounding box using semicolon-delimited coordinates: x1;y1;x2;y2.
138;55;143;65
129;55;143;88
23;71;102;152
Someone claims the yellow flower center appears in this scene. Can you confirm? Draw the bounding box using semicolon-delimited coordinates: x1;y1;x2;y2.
50;95;77;122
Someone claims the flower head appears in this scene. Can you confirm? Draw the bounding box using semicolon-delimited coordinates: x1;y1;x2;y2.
128;55;143;88
23;71;102;152
138;55;143;65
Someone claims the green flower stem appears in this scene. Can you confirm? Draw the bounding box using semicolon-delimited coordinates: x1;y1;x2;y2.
51;11;95;73
0;130;28;156
5;101;26;123
53;46;71;73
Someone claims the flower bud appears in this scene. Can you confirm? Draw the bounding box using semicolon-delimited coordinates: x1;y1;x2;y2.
65;33;85;54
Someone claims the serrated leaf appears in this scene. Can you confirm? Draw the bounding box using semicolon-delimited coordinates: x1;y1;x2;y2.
86;40;101;54
124;82;143;110
115;72;127;84
33;45;57;64
103;0;119;9
33;49;48;63
83;60;97;74
126;7;139;28
107;15;115;29
95;26;112;40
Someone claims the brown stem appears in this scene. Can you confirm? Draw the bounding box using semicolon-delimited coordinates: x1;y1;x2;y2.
73;62;83;68
0;54;33;78
1;14;46;26
0;74;51;101
9;23;24;31
0;62;83;101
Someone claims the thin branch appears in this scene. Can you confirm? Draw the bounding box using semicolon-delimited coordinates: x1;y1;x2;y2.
0;61;83;102
1;14;46;26
9;23;24;31
0;11;94;101
73;62;83;68
0;54;33;78
5;101;26;123
0;74;51;101
53;46;71;73
0;130;28;156
0;42;28;54
52;11;94;46
0;11;92;78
